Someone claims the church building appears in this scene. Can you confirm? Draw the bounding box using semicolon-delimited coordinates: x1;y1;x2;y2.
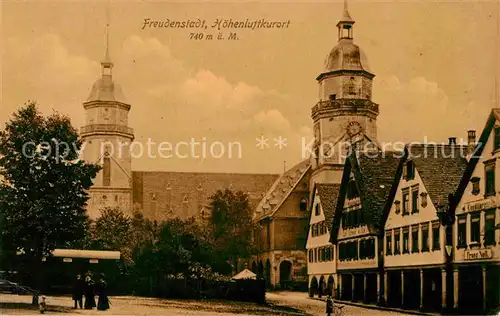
306;0;381;295
80;27;279;222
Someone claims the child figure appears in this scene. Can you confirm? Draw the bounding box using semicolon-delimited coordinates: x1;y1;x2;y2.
39;296;47;314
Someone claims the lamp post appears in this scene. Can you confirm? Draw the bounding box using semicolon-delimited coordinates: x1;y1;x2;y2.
436;194;456;314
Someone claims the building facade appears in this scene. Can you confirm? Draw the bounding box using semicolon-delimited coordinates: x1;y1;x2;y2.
306;183;340;297
330;150;400;305
250;160;311;288
383;144;467;312
452;109;500;314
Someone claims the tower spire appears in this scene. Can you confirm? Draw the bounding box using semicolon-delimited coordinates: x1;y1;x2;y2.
340;0;354;23
337;0;355;40
101;3;113;75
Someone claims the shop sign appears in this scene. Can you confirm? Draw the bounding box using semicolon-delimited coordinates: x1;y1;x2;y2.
465;199;495;212
464;249;493;260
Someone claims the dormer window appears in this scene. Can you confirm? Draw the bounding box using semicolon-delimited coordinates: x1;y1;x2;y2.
470;177;480;195
405;160;415;181
300;197;308;212
346;179;358;199
315;204;320;216
329;94;336;101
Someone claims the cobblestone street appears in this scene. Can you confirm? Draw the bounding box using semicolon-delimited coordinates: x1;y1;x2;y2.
0;292;404;315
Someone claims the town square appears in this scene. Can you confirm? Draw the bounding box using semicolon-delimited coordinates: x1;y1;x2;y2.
1;0;499;315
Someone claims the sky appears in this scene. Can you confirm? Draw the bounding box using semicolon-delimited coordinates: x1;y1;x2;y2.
1;0;499;174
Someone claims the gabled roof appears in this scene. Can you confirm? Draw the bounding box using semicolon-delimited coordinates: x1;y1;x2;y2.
316;183;341;225
451;109;500;214
330;150;402;243
254;159;310;221
407;144;468;209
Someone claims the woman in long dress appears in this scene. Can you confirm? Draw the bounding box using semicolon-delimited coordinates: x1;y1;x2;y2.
97;274;110;311
84;272;96;309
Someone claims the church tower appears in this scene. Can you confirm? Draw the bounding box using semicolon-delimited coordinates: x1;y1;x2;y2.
81;22;134;219
310;0;379;185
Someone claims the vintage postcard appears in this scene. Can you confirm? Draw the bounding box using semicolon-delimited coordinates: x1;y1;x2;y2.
0;0;499;315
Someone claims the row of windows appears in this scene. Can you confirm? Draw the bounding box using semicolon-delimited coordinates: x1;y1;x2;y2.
386;222;440;255
395;186;428;216
457;209;496;248
311;221;328;237
341;208;364;229
338;238;375;261
308;246;334;263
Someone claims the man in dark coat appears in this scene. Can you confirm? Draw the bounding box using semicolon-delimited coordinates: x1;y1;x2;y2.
326;295;334;316
96;273;110;311
72;274;84;309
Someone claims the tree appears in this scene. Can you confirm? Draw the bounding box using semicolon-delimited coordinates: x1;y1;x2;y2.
93;207;132;260
0;102;100;285
209;189;255;274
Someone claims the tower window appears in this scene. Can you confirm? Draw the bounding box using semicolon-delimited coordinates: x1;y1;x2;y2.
348;77;356;95
102;157;111;186
329;94;336;101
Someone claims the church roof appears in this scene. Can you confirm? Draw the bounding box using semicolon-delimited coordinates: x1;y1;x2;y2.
254;159;311;221
132;171;279;221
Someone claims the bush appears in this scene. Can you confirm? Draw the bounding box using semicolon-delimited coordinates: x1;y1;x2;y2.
131;275;266;303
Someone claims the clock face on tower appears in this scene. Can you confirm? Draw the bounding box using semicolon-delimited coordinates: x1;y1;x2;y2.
346;121;363;138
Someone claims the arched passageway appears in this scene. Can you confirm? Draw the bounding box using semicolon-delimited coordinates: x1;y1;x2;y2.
310;276;318;297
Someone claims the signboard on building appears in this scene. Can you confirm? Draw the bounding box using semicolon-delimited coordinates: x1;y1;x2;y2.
465;199;495;212
339;226;369;239
464;249;493;260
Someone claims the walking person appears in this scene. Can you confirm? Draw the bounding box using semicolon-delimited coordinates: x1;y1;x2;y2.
326;295;334;316
96;273;110;311
84;272;96;309
72;274;84;309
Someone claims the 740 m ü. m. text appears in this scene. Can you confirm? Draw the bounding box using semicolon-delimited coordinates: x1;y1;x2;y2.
189;32;239;41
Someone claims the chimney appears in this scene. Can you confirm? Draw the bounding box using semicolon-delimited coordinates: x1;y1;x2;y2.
449;137;456;145
468;130;476;145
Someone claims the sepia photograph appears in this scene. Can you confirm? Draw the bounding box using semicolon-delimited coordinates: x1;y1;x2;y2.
0;0;499;315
